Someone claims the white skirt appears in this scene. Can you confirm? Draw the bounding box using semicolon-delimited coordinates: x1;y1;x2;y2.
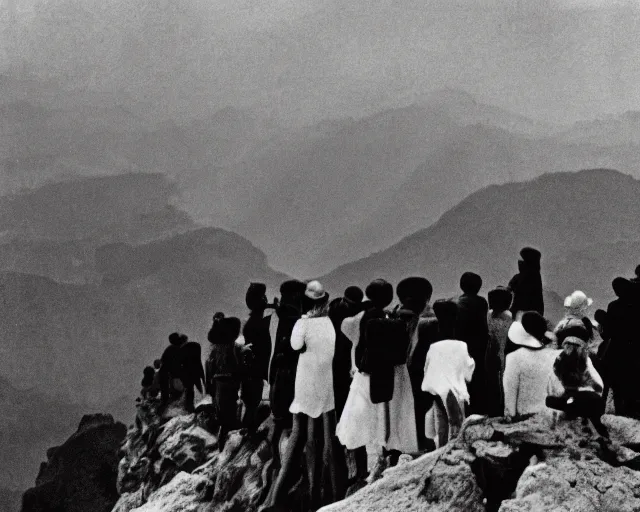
336;366;418;453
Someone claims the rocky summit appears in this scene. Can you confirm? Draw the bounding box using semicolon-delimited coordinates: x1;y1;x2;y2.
91;398;640;512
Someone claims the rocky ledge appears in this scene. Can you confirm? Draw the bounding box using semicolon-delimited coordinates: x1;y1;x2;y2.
44;399;640;512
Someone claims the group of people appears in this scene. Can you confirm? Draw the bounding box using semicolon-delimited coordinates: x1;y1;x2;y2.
139;247;640;512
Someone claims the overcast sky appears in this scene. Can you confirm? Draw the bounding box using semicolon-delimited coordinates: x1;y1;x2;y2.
2;0;640;125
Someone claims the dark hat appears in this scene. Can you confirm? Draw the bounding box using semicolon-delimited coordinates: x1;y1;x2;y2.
143;366;155;377
365;279;394;308
433;299;457;324
460;272;483;295
521;311;549;341
594;309;607;327
169;332;182;345
520;247;542;263
220;317;241;341
213;311;225;322
280;279;306;297
344;286;364;304
246;282;267;310
396;277;433;303
488;286;513;312
612;277;636;299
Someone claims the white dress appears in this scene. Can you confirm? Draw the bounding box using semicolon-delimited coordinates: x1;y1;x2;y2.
288;316;336;418
336;312;418;453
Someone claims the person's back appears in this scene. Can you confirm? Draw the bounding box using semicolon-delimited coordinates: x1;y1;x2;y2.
504;347;560;416
422;339;475;402
509;247;544;317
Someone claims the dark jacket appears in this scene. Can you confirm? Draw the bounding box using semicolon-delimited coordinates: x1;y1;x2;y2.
455;293;490;365
509;261;544;316
242;314;272;381
268;303;302;384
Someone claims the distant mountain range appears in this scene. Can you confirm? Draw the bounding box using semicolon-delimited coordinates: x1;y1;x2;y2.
4;79;640;276
322;168;640;323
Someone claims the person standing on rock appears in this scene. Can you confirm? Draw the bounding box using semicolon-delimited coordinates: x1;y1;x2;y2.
328;286;365;420
205;314;243;449
159;333;205;413
422;299;475;448
484;286;513;417
395;277;435;452
605;277;640;418
508;247;544;319
268;279;306;467
455;272;489;414
503;312;559;419
241;283;274;433
267;280;340;511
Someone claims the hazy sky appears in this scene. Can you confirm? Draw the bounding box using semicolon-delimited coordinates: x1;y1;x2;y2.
2;0;640;125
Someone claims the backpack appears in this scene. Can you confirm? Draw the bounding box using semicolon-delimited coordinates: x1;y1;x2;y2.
362;310;412;404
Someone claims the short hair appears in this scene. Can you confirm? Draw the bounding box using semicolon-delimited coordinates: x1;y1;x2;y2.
365;279;394;308
396;277;433;304
488;287;513;313
460;272;482;295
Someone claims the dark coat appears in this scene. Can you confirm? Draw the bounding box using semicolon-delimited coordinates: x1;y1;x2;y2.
509;262;544;316
242;314;272;381
456;293;489;414
269;304;302;382
159;341;205;400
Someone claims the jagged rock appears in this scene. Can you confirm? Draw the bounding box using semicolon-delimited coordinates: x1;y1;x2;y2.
130;472;211;512
499;459;640;511
22;413;126;512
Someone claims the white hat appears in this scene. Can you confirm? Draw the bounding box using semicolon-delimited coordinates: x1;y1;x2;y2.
508;321;543;349
563;291;593;314
304;280;328;301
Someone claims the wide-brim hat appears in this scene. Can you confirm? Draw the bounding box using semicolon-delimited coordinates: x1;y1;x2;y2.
508;320;554;349
305;280;328;301
564;290;593;312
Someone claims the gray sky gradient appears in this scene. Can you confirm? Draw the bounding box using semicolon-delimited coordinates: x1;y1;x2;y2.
2;0;640;125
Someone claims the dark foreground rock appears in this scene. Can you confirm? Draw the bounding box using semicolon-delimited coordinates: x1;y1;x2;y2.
104;399;640;512
22;413;127;512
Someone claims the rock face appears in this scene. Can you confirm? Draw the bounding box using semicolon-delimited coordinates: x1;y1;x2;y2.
319;414;640;512
21;413;127;512
112;399;285;512
108;398;640;512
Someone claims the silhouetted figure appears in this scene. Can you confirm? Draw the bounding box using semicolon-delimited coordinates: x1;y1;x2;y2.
241;283;273;433
328;286;364;419
268;279;306;470
205;313;242;449
605;277;640;418
395;277;434;451
485;286;513;417
632;264;640;284
455;272;489;414
509;247;544;317
141;366;156;398
159;333;205;413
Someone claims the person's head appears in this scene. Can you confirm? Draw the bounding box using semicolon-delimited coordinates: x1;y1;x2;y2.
488;286;513;314
612;277;636;300
220;317;242;343
594;309;607;329
344;286;364;305
563;290;593;317
396;277;433;313
508;311;553;349
555;317;592;345
303;280;330;315
365;279;394;310
635;264;640;280
433;299;457;338
520;247;541;271
153;359;162;370
143;366;155;378
554;337;589;389
460;272;482;296
168;332;185;346
246;282;268;312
